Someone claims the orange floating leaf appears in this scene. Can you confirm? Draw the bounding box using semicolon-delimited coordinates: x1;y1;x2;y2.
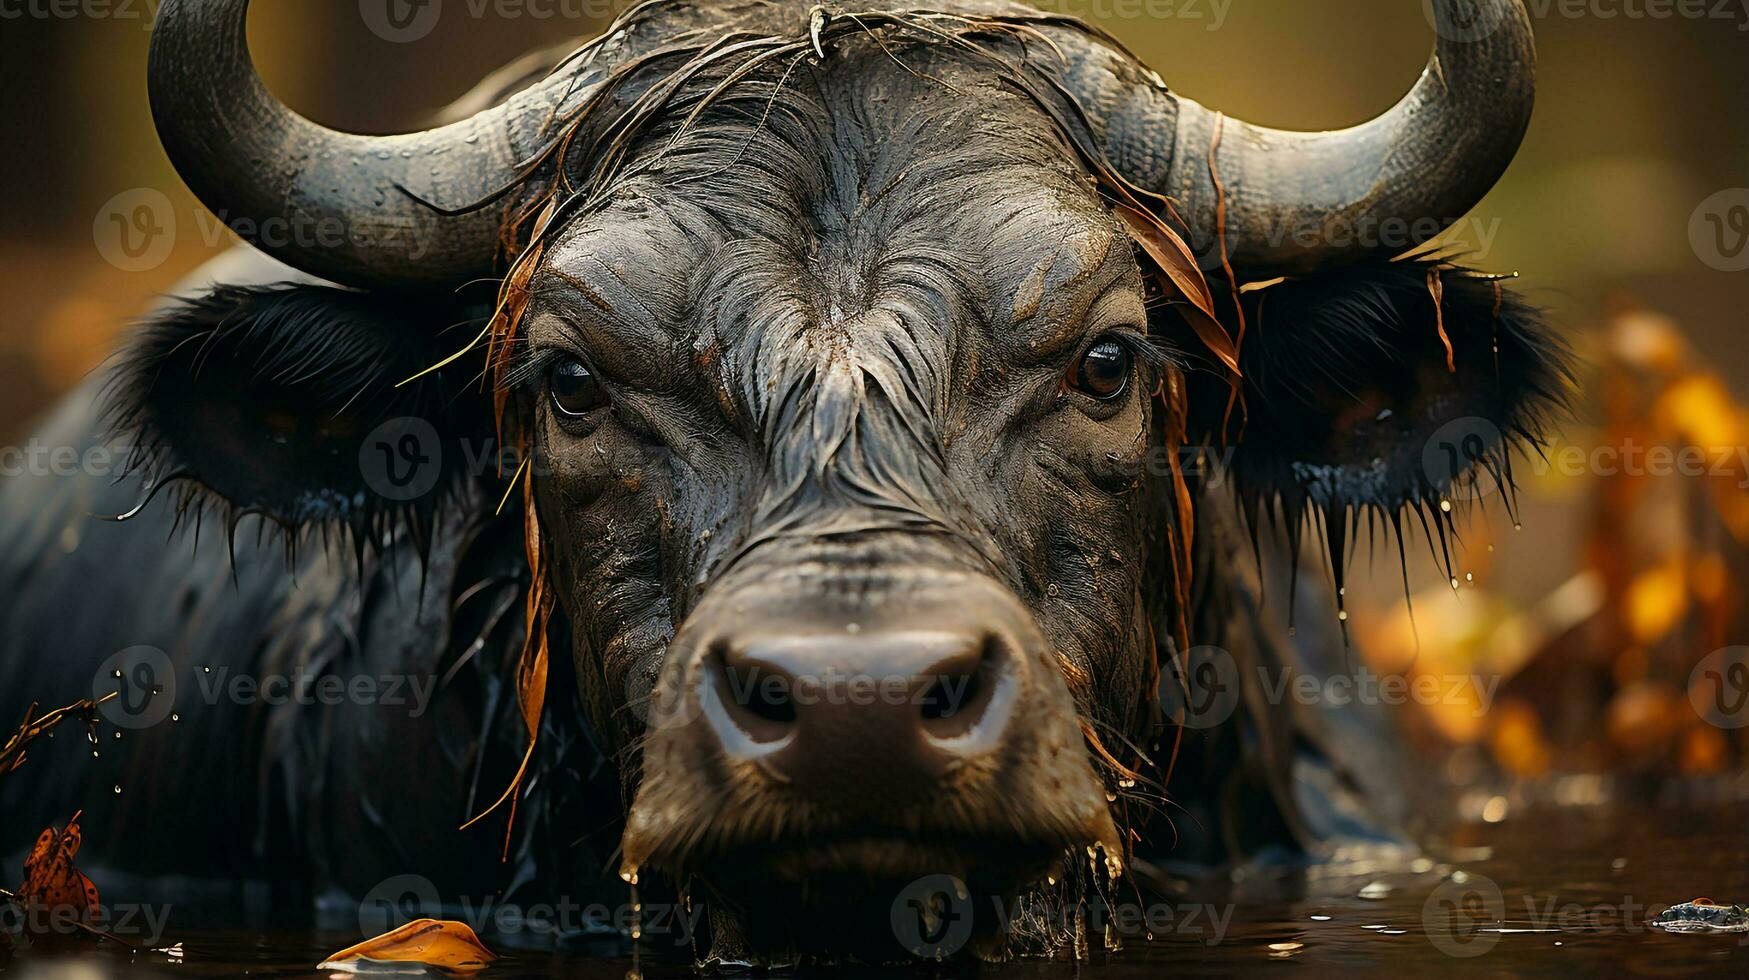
318;919;498;976
16;812;101;942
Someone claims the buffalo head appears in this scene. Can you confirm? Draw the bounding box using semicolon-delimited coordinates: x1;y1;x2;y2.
114;0;1564;961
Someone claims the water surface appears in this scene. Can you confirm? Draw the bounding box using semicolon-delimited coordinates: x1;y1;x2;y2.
5;803;1745;978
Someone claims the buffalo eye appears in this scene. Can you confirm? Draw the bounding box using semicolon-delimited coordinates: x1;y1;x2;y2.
1069;338;1133;401
548;358;608;417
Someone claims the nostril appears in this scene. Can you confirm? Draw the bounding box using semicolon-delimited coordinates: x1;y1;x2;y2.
917;671;979;721
736;668;797;724
919;634;1006;739
707;641;797;744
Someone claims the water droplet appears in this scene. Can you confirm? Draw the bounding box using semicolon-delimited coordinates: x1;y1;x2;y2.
1451;578;1461;590
1465;572;1474;583
1338;610;1349;622
113;785;122;794
1309;914;1332;921
171;713;181;723
1439;499;1453;513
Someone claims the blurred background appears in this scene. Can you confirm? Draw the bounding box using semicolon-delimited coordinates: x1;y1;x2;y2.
1;1;1746;795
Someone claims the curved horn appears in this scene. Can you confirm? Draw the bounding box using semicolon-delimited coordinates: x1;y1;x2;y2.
147;0;613;289
1066;0;1535;278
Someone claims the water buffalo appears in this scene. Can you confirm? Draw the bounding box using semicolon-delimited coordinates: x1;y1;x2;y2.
0;0;1566;962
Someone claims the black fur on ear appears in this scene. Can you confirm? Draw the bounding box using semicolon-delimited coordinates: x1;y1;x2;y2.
102;283;498;559
1183;256;1574;597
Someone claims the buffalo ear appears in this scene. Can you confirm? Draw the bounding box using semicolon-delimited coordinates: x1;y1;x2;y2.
105;283;496;545
1186;258;1572;526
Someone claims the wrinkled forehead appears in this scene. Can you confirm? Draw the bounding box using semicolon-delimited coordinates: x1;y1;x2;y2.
530;48;1138;357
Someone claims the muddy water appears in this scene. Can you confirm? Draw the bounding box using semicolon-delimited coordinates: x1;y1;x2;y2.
4;804;1746;978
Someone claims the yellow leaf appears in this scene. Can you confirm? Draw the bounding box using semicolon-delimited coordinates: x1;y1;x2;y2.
1625;561;1688;646
318;919;497;976
1654;375;1740;449
1490;701;1551;777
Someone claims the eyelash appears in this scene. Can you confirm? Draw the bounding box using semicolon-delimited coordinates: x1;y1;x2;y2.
1084;329;1175;376
501;345;568;396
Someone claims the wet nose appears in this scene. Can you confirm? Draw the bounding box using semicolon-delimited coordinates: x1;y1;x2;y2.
695;597;1031;804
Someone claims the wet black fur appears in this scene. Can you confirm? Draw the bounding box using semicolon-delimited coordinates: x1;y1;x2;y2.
101;284;495;561
1185;256;1571;607
1198;258;1568;513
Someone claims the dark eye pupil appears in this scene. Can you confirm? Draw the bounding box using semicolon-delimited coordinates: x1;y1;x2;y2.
1072;341;1132;400
549;359;607;417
